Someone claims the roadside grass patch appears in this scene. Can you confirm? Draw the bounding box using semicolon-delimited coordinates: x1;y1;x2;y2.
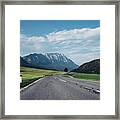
20;77;41;88
66;72;100;81
20;67;64;88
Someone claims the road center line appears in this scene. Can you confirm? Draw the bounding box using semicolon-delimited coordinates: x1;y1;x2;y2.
57;78;67;83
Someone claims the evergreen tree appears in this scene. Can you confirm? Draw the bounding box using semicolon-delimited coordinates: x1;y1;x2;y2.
64;67;68;72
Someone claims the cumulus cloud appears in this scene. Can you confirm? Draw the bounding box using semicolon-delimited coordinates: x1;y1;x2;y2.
20;27;100;65
46;27;99;42
20;34;45;55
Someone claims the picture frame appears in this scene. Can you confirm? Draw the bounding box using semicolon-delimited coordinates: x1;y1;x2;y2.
0;0;119;119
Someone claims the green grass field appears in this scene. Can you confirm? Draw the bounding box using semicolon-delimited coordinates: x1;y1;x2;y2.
20;67;64;88
66;72;100;81
20;67;100;88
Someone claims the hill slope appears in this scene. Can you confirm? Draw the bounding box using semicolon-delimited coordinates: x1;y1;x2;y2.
72;59;100;74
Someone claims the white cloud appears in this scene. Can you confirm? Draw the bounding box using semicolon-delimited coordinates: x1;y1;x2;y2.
20;34;45;55
21;27;99;45
46;27;100;42
21;27;100;65
28;36;46;42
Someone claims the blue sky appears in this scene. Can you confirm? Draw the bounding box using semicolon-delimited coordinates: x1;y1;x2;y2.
20;20;100;65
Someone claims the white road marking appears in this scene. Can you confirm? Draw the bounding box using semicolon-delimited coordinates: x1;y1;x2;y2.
58;78;67;83
93;89;100;94
69;81;79;85
83;86;92;91
54;76;67;83
20;77;45;92
56;76;80;84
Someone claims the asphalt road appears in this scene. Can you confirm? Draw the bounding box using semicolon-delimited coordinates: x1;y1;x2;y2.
20;75;100;100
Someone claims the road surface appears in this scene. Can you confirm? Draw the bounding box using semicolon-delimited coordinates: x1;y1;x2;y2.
20;75;100;100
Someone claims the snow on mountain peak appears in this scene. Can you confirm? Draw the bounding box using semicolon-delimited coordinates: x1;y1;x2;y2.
21;52;78;71
45;53;68;63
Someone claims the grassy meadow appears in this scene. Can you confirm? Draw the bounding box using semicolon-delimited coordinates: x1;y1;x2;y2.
65;72;100;81
20;67;100;88
20;67;64;88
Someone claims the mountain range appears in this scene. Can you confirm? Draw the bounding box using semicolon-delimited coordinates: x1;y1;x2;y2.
21;53;100;74
20;53;78;71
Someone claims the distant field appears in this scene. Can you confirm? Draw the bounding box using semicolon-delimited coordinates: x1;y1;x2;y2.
66;72;100;81
20;67;99;88
20;67;64;88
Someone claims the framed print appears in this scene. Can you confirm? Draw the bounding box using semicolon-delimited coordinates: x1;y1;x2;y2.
0;0;119;119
